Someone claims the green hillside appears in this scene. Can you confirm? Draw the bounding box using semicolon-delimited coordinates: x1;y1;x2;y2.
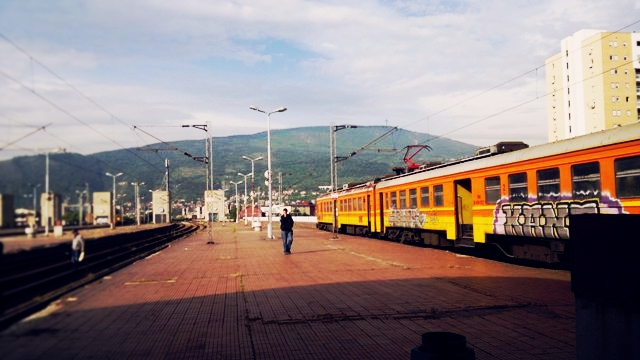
0;126;478;206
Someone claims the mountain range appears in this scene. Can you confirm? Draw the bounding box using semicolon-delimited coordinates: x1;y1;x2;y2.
0;126;479;207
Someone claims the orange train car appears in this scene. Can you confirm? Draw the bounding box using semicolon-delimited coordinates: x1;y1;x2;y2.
316;123;640;263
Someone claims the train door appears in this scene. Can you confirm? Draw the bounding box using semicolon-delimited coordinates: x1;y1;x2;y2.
454;179;473;242
366;194;372;234
332;197;338;237
378;192;385;236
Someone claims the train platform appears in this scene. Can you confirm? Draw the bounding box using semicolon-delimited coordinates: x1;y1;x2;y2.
0;222;575;360
1;223;171;254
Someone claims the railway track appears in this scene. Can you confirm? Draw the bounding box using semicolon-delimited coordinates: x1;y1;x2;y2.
0;222;201;330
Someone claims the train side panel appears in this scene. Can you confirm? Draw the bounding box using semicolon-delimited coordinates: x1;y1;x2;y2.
319;123;640;263
316;184;374;235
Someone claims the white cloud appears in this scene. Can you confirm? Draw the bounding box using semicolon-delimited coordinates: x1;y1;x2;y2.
0;0;639;162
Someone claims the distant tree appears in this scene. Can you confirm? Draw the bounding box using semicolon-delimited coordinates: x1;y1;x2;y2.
228;207;237;221
63;211;79;225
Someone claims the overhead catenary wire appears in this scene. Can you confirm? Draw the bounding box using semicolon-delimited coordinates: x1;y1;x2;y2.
1;19;639;174
0;123;51;150
400;19;640;146
0;68;163;173
0;33;164;171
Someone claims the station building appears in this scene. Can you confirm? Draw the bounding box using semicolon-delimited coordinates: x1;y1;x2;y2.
545;29;640;142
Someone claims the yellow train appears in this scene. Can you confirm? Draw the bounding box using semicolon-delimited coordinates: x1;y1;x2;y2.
316;123;640;263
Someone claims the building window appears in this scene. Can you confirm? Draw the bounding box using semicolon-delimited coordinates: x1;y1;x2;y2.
615;156;640;198
537;168;561;201
485;177;501;204
399;190;407;209
572;162;601;200
434;185;444;207
420;187;429;207
409;188;417;208
508;173;528;202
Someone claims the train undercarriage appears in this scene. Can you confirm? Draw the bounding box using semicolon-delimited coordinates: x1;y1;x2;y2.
316;222;571;265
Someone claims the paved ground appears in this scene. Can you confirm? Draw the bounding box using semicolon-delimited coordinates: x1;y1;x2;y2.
0;222;575;359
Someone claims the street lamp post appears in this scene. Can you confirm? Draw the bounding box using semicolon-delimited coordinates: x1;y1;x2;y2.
42;148;64;236
181;124;212;190
106;172;123;229
242;155;263;225
238;172;251;225
75;190;86;225
131;182;145;226
30;184;40;228
249;105;287;239
329;123;357;238
117;193;126;226
230;180;243;223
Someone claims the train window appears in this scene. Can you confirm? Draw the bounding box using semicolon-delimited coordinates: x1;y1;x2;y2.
420;187;430;207
358;197;363;211
390;191;398;209
508;173;528;202
615;156;640;198
434;185;444;206
571;162;601;200
409;188;417;208
399;190;407;209
348;198;353;212
537;168;561;201
485;177;501;204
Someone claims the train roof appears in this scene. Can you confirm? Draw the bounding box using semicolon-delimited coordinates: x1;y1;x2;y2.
375;122;640;188
316;181;373;200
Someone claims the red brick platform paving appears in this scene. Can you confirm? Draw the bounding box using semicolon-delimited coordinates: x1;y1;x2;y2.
0;222;575;359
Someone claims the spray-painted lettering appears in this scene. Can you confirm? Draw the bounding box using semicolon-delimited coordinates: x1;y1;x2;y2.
493;197;623;239
388;207;428;228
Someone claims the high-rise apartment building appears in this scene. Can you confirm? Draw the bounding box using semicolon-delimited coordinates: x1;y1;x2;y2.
545;29;640;142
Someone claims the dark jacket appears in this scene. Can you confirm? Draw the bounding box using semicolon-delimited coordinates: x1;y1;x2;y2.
280;213;294;231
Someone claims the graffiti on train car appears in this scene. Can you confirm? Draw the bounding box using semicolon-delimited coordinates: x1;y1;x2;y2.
388;207;439;228
493;197;625;239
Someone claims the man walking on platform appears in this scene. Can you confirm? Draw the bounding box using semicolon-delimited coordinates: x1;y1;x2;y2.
71;229;85;270
280;208;294;255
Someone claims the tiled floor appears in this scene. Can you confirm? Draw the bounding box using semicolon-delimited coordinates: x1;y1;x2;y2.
0;222;575;359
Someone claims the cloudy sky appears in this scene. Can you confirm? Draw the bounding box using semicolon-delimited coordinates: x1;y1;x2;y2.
1;0;639;161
